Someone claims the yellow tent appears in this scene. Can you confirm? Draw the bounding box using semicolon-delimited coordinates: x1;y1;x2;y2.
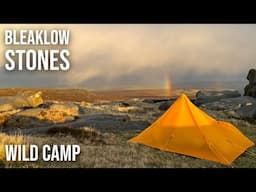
129;94;254;165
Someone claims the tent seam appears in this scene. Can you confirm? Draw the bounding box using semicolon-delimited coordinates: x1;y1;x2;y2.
184;96;229;163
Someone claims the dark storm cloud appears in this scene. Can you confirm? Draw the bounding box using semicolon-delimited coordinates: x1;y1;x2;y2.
1;24;256;89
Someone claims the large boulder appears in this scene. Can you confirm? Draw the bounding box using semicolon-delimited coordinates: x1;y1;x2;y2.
194;90;241;106
244;69;256;97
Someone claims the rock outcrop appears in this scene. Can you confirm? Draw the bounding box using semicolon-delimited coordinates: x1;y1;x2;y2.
244;69;256;97
0;93;80;129
0;91;43;112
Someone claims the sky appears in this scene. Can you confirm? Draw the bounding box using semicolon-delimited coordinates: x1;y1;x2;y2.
0;24;256;90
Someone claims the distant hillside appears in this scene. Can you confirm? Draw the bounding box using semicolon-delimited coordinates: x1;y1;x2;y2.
0;88;98;102
93;89;200;100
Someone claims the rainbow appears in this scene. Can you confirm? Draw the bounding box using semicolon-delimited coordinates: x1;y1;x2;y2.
166;78;172;97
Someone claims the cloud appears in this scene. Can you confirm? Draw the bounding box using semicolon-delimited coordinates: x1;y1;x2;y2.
1;24;256;89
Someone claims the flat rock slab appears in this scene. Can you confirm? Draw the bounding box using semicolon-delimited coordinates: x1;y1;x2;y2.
49;103;79;116
158;100;175;111
79;114;150;132
6;114;150;134
201;96;256;119
194;90;241;106
16;108;47;117
201;96;256;111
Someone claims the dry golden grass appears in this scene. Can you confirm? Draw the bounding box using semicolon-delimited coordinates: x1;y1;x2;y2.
0;133;28;161
3;123;256;168
1;107;255;168
46;126;105;143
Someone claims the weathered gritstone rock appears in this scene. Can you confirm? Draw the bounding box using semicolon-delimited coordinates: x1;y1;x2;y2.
49;103;79;116
115;105;139;112
0;91;43;112
225;110;241;119
158;100;175;111
244;68;256;98
5;113;151;134
4;115;51;129
80;101;92;107
1;100;156;134
13;107;76;123
194;90;241;106
16;108;47;118
1;102;80;129
236;103;256;119
201;96;256;120
201;96;256;110
0;109;21;125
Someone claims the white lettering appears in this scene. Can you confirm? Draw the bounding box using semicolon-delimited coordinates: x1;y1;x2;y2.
5;30;13;45
5;50;15;71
